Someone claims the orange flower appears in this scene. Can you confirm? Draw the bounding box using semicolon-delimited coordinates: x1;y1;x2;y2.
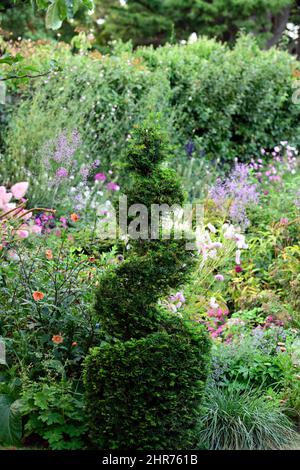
70;213;80;222
45;249;53;260
32;291;44;301
72;341;78;347
52;335;63;345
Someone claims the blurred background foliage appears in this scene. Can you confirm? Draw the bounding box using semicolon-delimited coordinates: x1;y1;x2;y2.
0;1;299;55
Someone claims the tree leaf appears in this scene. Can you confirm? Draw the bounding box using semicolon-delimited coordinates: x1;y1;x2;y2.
45;2;63;30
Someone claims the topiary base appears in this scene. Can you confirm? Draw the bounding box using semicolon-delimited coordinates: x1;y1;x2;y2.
83;319;210;450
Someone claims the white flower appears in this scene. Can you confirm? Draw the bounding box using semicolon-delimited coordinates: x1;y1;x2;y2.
235;250;241;265
209;242;222;249
223;224;236;240
209;297;219;309
188;32;198;44
207;223;217;233
235;233;248;249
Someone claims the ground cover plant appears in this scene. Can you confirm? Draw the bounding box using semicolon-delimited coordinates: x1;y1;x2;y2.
1;4;300;451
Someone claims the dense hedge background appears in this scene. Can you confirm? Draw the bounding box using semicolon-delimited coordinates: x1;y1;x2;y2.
3;35;300;202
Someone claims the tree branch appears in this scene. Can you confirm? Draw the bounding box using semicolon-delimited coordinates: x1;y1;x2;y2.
0;70;53;81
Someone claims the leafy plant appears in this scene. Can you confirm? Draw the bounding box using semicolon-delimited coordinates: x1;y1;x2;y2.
20;378;88;449
0;370;22;446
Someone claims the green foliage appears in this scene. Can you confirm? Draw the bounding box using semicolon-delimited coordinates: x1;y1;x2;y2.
198;384;298;450
156;35;299;170
20;378;88;449
5;36;299;198
0;372;22;446
211;339;288;391
83;119;211;449
94;0;293;48
0;395;22;446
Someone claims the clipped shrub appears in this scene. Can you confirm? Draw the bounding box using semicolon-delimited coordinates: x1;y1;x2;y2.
83;119;210;450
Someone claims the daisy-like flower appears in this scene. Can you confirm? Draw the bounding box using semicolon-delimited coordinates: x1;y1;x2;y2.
32;291;44;301
45;249;53;260
70;213;80;222
52;335;63;345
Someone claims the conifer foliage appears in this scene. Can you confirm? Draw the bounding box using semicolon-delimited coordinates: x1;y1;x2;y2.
83;118;210;450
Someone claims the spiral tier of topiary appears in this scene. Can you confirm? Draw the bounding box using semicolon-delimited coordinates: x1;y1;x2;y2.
83;118;210;450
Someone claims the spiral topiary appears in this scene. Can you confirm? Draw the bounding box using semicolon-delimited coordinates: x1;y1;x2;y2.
83;117;210;450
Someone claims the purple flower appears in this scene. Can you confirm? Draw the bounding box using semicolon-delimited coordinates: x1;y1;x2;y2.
185;140;195;157
107;182;120;191
209;163;259;228
42;129;82;181
95;173;106;182
80;166;90;182
214;274;224;281
55;167;68;179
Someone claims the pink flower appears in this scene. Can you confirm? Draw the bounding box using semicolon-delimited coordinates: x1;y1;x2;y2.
215;274;224;281
16;229;29;239
30;224;42;235
211;326;223;338
10;182;29;200
216;308;224;318
95;173;106;182
0;186;13;211
106;182;120;191
60;217;68;228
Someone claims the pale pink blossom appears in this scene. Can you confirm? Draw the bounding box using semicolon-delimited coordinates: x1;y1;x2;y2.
16;229;29;239
30;224;42;235
10;182;29;200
